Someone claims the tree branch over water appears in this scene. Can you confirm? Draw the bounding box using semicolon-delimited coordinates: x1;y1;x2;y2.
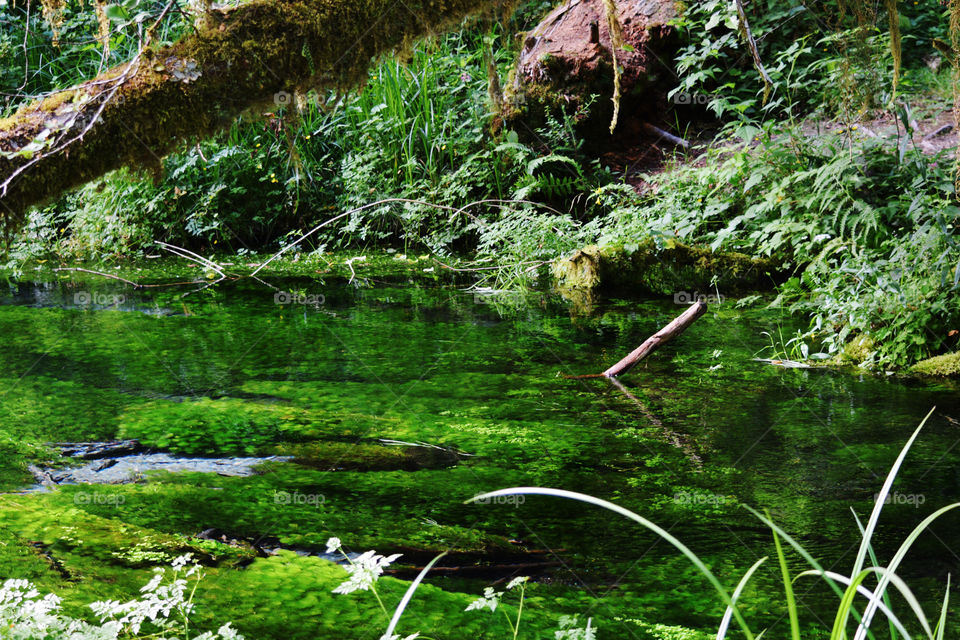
0;0;505;229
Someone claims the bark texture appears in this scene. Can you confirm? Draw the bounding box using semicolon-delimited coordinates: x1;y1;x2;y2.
0;0;506;229
500;0;679;139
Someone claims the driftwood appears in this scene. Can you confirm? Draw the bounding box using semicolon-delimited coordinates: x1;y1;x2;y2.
563;300;707;379
602;300;707;377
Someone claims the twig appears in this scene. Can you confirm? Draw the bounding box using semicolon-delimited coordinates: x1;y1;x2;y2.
155;241;227;276
734;0;773;103
603;301;707;377
435;259;546;272
52;267;141;287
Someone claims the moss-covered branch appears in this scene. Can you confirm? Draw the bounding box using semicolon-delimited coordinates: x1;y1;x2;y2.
0;0;504;230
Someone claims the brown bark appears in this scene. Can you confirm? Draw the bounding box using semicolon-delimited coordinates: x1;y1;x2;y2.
602;299;707;377
0;0;505;230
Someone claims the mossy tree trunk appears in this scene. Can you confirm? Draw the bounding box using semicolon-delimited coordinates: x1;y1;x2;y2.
0;0;505;231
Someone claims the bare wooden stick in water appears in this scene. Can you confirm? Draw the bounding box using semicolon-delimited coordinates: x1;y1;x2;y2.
602;300;707;378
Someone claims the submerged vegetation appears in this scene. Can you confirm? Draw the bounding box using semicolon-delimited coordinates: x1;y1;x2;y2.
1;0;960;639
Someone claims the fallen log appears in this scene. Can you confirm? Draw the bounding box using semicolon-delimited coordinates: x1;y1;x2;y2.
642;122;689;148
602;299;707;377
0;0;507;227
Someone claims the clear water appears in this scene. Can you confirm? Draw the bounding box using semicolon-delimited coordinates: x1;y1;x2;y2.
1;268;958;637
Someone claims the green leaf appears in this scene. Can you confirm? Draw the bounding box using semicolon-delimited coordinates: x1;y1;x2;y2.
104;5;130;21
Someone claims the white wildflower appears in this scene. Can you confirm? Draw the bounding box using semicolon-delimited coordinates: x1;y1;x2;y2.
325;537;341;554
216;622;244;640
465;586;502;612
140;570;165;593
505;576;529;590
171;553;194;570
555;615;597;640
331;550;402;594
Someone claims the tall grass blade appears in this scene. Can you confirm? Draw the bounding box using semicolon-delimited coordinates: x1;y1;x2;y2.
832;569;883;640
842;408;935;639
769;509;801;640
852;508;898;640
795;570;913;639
467;487;755;640
382;551;448;640
853;502;960;640
852;408;935;580
742;506;848;599
933;574;949;640
717;556;766;640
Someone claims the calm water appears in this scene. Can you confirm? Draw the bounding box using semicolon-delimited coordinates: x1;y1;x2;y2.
2;268;959;637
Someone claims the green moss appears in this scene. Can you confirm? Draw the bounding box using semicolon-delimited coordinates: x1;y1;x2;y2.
279;441;458;471
553;240;782;296
37;90;78;113
118;397;319;455
839;335;876;365
909;351;960;377
550;245;602;289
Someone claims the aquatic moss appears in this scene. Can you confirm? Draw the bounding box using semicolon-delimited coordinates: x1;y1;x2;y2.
909;351;960;377
279;441;459;471
117;398;316;455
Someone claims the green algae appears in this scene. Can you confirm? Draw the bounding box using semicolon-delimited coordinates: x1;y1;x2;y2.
0;263;959;637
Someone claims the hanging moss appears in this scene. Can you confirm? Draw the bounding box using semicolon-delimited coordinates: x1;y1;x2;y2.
0;0;514;232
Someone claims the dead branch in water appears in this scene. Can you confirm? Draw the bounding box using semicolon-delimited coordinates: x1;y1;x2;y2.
602;300;707;377
565;300;707;379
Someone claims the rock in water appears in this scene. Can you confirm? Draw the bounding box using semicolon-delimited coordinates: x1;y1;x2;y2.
501;0;679;141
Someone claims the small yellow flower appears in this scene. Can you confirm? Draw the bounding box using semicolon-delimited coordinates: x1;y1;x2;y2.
256;143;261;148
304;135;311;140
270;173;276;178
441;144;446;150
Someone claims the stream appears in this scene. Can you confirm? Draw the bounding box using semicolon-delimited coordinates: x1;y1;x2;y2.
1;265;958;638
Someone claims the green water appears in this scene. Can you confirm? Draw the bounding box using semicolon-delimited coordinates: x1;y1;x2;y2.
1;262;958;639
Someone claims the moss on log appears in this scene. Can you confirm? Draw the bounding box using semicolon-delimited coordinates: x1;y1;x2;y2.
552;240;784;296
0;0;507;230
909;352;960;377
